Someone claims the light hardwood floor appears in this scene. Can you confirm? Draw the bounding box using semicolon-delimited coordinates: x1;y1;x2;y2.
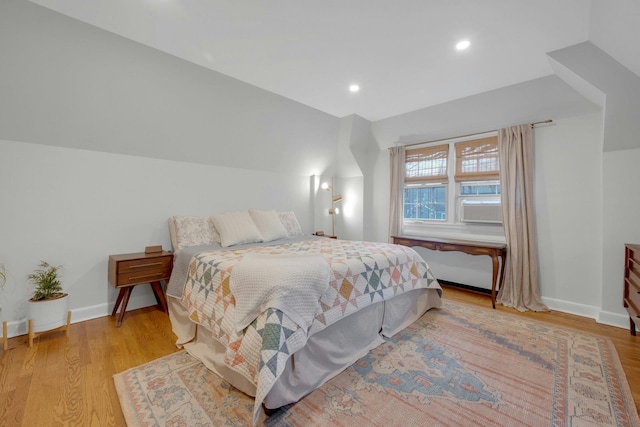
1;286;638;426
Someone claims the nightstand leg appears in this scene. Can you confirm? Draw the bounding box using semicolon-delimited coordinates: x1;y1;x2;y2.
112;288;126;317
3;321;8;351
28;319;34;347
150;281;168;313
116;287;133;327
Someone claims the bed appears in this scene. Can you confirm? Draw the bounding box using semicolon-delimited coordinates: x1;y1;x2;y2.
165;211;442;424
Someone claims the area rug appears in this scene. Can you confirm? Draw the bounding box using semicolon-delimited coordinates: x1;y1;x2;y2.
114;300;640;426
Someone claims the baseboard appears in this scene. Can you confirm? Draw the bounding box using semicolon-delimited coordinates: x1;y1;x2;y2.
4;284;631;339
442;281;630;330
540;296;600;319
597;310;632;330
540;297;629;330
3;292;159;339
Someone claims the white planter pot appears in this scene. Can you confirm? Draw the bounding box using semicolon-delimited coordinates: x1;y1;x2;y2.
28;293;69;333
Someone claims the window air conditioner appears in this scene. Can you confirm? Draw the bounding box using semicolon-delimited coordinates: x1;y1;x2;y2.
460;200;502;224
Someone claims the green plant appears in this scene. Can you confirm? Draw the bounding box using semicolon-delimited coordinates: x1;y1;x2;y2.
27;261;64;301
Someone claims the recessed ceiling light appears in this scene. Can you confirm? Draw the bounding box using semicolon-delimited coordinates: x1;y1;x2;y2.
456;40;470;50
349;84;360;93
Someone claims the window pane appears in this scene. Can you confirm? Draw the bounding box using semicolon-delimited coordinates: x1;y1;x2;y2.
460;181;501;196
406;157;447;179
404;186;446;220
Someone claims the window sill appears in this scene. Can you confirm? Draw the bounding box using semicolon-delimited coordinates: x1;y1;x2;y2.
402;221;506;244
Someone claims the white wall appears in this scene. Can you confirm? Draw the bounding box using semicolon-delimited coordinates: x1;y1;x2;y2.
0;141;312;334
0;139;312;337
534;113;604;315
337;176;364;241
545;41;640;326
601;148;640;325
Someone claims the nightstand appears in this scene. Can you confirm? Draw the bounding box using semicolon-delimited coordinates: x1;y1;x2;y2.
108;251;173;326
313;233;337;239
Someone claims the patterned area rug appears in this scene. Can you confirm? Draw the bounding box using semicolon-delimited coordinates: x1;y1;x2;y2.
114;300;640;426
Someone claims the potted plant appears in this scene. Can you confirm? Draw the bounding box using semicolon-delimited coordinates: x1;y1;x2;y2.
27;261;70;336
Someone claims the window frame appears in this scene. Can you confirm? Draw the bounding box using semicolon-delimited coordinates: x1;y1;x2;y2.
403;182;448;222
401;132;502;230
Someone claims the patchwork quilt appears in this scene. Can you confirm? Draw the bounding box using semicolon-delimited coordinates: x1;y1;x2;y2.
179;238;440;424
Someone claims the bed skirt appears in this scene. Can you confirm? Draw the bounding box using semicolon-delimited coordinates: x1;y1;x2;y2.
167;287;441;410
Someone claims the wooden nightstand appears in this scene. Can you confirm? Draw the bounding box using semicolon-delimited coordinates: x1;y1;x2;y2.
108;251;173;326
313;233;337;239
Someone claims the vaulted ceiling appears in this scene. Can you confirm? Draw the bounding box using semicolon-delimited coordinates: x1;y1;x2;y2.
28;0;640;121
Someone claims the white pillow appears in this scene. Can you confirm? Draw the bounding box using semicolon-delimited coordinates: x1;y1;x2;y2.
278;211;303;237
211;211;264;247
249;209;289;242
171;216;220;251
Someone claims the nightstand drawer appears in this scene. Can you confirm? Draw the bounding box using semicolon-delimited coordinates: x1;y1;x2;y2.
108;251;174;289
117;267;172;287
118;257;172;273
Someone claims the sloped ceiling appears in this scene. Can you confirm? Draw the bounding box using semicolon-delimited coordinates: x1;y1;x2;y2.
21;0;640;154
28;0;600;121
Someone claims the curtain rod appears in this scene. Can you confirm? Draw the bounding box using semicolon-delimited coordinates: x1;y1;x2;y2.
395;119;553;149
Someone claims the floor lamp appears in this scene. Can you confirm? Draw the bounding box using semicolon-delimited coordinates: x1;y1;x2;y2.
322;179;342;236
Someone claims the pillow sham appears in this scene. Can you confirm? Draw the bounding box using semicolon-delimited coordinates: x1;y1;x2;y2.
278;211;303;237
171;216;220;251
249;209;289;242
212;211;264;247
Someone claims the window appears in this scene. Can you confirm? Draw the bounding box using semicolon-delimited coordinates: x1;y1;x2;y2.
403;135;501;224
404;184;446;220
454;137;500;182
403;145;449;221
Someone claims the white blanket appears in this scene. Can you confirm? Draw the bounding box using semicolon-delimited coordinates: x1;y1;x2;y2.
230;253;331;332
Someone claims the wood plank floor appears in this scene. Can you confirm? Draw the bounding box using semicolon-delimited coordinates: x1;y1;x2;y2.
1;286;638;426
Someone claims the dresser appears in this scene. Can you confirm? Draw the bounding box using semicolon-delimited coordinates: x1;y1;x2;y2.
623;243;640;336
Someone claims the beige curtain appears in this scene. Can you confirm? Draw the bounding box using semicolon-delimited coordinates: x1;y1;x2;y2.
497;125;548;312
388;145;405;242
